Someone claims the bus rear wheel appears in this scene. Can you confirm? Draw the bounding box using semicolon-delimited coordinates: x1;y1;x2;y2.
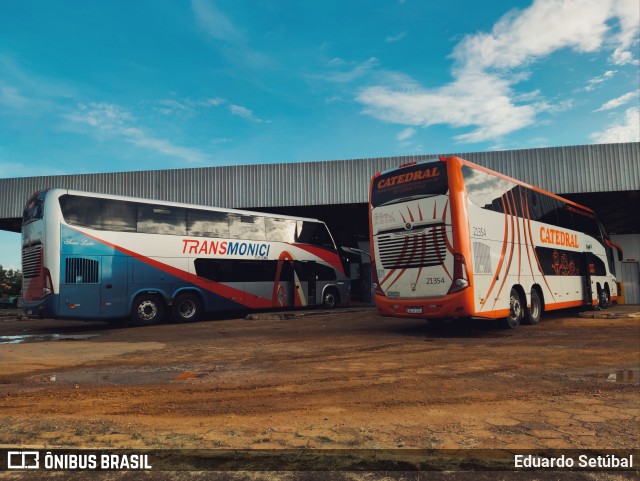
322;287;340;309
503;288;522;329
131;294;165;326
599;286;610;309
172;293;203;323
523;289;542;325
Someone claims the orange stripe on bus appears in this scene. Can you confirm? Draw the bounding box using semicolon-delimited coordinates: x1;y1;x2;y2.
442;199;454;255
491;194;516;311
510;191;521;285
525;198;556;303
480;198;509;311
72;226;273;309
522;191;536;284
433;225;452;280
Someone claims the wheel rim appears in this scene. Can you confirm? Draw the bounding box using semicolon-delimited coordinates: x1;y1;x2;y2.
178;299;197;319
138;300;158;321
324;292;336;308
601;289;609;307
509;293;521;321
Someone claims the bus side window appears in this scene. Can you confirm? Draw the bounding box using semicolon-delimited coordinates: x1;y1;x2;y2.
137;204;187;235
530;192;560;226
60;195;104;229
266;218;296;243
102;200;136;232
295;221;335;249
188;209;230;238
229;214;266;241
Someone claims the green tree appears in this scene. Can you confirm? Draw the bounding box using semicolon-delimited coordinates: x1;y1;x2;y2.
0;265;22;295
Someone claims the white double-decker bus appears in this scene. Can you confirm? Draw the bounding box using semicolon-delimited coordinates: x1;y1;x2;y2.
22;189;350;325
369;156;622;328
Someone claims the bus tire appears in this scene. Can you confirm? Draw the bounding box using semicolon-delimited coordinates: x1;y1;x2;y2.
172;293;203;323
599;285;610;309
131;294;165;326
503;288;522;329
523;289;542;325
322;287;340;309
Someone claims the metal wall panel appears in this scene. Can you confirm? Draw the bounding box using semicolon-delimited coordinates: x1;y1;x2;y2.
1;143;638;220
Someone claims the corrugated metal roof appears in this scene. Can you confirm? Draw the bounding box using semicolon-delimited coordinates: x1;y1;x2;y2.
1;143;638;220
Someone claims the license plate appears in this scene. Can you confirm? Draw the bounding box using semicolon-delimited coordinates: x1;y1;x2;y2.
407;307;423;314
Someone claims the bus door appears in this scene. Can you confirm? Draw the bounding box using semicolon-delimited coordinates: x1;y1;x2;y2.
306;261;317;306
275;261;295;307
100;256;129;318
60;255;102;318
582;252;594;306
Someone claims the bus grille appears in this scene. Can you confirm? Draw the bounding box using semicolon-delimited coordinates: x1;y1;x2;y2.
377;225;448;269
65;258;99;284
22;244;43;278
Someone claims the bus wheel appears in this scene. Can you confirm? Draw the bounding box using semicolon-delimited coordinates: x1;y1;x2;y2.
322;288;340;309
504;288;522;329
599;286;610;309
131;294;165;326
172;293;202;323
523;289;542;325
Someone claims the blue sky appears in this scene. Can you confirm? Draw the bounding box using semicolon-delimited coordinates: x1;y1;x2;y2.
0;0;639;269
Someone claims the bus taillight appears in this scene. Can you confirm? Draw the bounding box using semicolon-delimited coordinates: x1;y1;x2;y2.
399;162;417;168
371;262;385;297
43;268;54;297
448;254;469;294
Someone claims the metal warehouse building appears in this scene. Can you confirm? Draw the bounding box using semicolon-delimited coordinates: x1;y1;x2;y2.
1;142;639;303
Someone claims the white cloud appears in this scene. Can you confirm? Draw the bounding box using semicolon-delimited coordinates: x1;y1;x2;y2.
199;97;225;107
594;91;638;111
385;32;407;43
610;0;640;65
451;0;614;72
0;83;29;108
157;99;196;116
357;0;639;143
191;0;243;43
325;57;379;84
584;70;617;91
191;0;272;69
229;104;268;123
0;159;68;178
359;71;536;143
156;97;226;116
65;103;209;163
590;107;640;143
396;127;416;141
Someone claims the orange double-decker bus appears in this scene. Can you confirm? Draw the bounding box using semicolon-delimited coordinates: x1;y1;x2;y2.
369;156;622;328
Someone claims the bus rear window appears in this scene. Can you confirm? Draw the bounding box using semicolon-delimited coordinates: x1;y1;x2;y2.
371;161;448;208
22;191;47;225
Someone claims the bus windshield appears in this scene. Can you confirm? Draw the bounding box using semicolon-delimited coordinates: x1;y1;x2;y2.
371;161;448;208
22;191;47;225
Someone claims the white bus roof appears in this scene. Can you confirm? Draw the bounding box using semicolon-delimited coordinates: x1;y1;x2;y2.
44;188;325;224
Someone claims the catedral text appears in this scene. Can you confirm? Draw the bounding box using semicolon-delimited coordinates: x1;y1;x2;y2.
377;167;439;189
182;239;271;257
539;227;579;248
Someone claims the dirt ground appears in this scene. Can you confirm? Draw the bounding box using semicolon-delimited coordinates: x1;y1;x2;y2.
0;304;638;478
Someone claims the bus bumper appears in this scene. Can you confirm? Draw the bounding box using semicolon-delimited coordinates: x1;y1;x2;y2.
374;289;474;319
22;296;56;319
